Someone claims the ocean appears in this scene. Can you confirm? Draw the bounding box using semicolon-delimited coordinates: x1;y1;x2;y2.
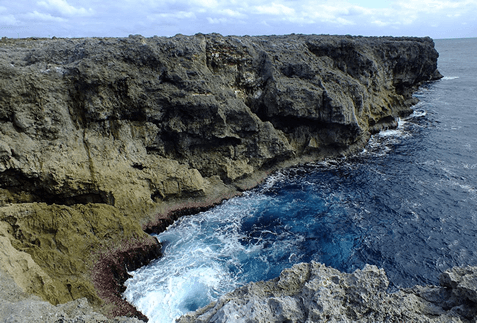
123;38;477;323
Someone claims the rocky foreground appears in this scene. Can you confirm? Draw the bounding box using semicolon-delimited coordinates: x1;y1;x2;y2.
0;33;450;321
179;262;477;323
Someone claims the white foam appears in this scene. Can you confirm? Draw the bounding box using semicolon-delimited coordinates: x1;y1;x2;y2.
127;265;225;323
378;129;402;137
376;118;410;138
442;76;459;80
124;194;276;323
408;109;427;118
259;171;286;192
123;186;319;323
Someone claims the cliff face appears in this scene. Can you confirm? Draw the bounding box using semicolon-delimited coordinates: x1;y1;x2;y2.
0;33;441;318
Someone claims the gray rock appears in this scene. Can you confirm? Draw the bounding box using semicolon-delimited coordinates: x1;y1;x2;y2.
0;297;143;323
440;266;477;303
0;141;11;158
178;262;475;323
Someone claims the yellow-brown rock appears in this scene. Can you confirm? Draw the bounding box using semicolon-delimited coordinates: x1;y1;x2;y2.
0;203;154;305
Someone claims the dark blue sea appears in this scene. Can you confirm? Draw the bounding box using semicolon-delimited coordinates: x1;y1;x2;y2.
124;38;477;323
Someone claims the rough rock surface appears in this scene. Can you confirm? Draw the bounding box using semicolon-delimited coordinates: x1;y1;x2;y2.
0;33;442;320
0;268;142;323
178;262;477;323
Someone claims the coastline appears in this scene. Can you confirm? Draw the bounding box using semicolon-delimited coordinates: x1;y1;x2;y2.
0;33;441;320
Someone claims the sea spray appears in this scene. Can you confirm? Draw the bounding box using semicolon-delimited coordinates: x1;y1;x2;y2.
124;175;365;322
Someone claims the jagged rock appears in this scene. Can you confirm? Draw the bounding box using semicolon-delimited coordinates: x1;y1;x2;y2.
178;262;475;323
0;33;441;319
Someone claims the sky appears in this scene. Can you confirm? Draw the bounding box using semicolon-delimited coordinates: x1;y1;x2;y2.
0;0;476;39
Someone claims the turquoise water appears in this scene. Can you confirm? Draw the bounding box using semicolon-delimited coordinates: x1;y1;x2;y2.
124;38;477;322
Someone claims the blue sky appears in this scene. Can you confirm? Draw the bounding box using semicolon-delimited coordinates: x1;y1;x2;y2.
0;0;476;39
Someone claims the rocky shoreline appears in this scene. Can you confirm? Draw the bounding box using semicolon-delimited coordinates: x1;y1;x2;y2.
179;262;477;323
0;33;444;321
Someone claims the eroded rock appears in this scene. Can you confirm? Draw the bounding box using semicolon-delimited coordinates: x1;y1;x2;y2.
178;262;475;323
0;269;142;323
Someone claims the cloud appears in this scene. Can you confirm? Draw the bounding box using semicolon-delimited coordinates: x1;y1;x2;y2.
0;14;18;25
37;0;93;16
254;3;295;16
247;2;360;26
1;0;476;39
335;17;355;25
379;0;477;27
218;9;243;18
190;0;219;9
372;20;389;27
24;10;67;22
148;11;196;20
207;17;228;24
396;0;473;12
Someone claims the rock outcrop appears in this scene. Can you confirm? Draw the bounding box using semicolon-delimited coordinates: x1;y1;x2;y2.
0;268;142;323
0;33;441;319
178;262;477;323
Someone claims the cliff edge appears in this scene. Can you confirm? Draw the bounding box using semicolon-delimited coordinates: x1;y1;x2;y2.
0;33;441;320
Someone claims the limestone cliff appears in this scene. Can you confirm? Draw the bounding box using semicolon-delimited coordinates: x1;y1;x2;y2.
0;33;441;319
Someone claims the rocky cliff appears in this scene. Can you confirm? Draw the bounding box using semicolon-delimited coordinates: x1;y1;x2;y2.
0;33;441;320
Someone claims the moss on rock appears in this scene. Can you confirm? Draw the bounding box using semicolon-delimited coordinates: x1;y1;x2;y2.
0;202;158;318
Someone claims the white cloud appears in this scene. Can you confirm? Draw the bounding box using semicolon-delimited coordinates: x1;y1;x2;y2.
396;0;470;12
335;17;355;25
372;20;388;27
148;11;196;20
1;0;476;39
392;0;477;20
219;9;243;18
254;3;295;16
377;0;477;27
24;10;67;22
0;14;18;25
207;17;228;24
38;0;93;16
191;0;219;8
285;3;358;25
